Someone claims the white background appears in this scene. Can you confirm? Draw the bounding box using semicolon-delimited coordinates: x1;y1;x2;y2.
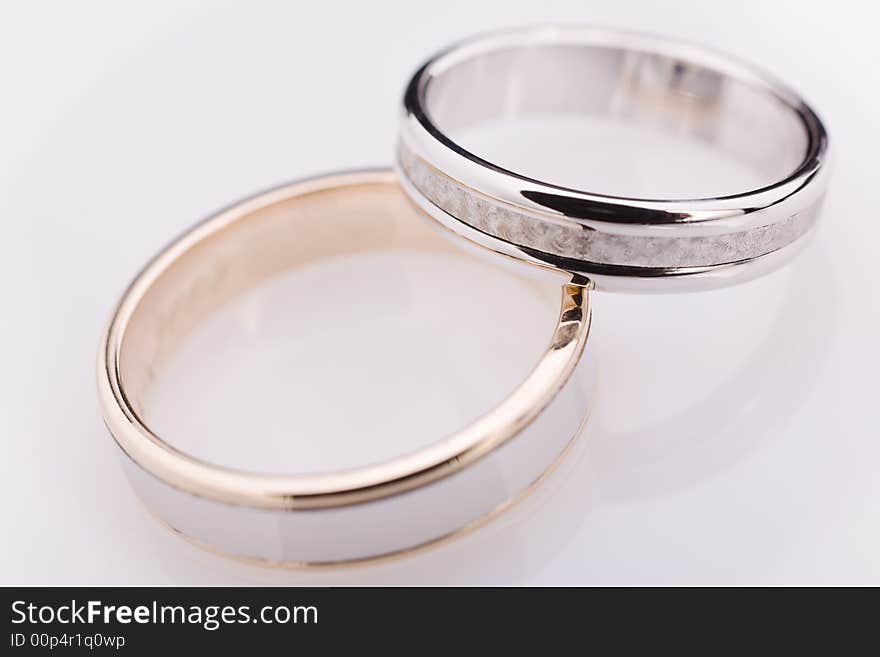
2;0;878;585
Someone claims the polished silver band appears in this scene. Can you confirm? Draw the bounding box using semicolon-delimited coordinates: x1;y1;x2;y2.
397;25;830;291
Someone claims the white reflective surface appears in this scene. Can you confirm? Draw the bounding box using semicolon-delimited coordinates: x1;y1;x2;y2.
146;252;560;474
456;117;767;200
2;0;878;584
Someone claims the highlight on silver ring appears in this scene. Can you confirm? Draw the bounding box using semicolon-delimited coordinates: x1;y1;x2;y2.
396;25;830;292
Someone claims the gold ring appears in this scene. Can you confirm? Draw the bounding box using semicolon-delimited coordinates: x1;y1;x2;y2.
97;169;595;564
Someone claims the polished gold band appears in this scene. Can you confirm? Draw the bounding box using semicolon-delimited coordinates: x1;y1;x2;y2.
98;170;592;516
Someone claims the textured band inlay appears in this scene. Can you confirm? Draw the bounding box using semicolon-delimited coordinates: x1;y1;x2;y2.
398;144;815;269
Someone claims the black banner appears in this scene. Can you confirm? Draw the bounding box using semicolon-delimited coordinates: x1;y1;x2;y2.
2;587;604;651
2;586;860;651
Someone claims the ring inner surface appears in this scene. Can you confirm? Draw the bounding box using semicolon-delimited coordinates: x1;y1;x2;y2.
119;182;458;412
424;43;809;199
116;178;562;472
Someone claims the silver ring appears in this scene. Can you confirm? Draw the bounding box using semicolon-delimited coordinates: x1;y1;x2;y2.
396;25;830;291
